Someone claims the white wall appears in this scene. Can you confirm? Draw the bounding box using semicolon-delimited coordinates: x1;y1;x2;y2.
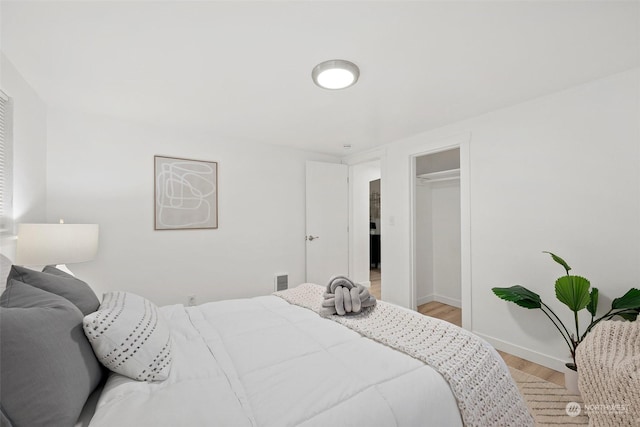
0;54;47;263
415;183;433;303
380;68;640;370
415;179;461;307
45;109;338;305
348;160;380;286
431;179;461;306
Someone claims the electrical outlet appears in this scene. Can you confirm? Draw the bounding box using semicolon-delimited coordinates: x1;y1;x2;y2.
187;295;197;306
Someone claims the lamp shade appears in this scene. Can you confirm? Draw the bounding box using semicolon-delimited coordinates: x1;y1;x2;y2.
15;223;99;266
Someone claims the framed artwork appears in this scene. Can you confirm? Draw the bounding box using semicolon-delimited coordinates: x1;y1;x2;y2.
154;156;218;230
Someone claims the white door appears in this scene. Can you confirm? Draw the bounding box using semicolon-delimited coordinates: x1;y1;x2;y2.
305;161;349;285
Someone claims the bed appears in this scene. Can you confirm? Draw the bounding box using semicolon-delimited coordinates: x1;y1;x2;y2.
0;266;533;427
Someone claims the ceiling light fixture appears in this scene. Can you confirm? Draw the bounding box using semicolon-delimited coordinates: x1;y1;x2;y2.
312;59;360;90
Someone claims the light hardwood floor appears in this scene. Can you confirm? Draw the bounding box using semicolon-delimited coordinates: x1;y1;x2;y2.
369;268;381;301
368;269;564;387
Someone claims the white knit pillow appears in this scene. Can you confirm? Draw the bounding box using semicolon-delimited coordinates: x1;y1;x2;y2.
83;291;172;382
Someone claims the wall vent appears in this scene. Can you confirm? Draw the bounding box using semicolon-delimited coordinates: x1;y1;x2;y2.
275;274;288;292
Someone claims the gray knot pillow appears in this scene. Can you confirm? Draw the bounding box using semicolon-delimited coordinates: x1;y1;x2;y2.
321;275;376;316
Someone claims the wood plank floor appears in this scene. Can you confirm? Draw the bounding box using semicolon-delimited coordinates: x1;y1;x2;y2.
369;268;381;301
368;269;564;387
417;301;461;326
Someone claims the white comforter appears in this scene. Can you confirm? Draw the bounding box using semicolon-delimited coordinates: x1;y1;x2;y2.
89;295;462;427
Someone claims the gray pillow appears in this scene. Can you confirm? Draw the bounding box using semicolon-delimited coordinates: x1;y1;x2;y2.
0;280;103;427
43;264;76;279
8;265;99;315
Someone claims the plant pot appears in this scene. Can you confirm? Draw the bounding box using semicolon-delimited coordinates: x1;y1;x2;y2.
564;363;580;395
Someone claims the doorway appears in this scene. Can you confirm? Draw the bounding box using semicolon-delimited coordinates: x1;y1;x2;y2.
414;148;461;314
369;179;381;299
348;160;381;299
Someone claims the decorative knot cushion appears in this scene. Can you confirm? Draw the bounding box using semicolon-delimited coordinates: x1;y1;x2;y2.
83;291;173;382
321;275;376;316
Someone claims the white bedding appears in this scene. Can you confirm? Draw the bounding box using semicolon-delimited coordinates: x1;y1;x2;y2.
89;295;462;427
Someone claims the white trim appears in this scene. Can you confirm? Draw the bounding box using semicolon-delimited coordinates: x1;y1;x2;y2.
409;155;418;310
433;295;462;308
361;280;372;288
459;134;472;331
475;332;567;372
417;294;434;306
416;294;462;308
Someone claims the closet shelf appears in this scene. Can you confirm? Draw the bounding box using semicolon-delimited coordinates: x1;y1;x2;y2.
417;168;460;183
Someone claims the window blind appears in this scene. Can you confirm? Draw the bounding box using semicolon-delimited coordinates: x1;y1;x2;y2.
0;90;13;233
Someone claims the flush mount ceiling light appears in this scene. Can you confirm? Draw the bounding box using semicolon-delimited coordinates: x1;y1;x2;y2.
312;59;360;90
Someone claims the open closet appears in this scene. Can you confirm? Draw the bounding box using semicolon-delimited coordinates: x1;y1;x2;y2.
414;148;461;309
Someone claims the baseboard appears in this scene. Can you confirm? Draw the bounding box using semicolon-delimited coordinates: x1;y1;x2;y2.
417;294;434;306
474;332;567;372
417;294;462;308
433;295;461;308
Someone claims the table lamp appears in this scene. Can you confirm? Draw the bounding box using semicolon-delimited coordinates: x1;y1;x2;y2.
15;220;99;267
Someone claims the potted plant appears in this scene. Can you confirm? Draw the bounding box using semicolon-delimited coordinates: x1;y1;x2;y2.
492;252;640;392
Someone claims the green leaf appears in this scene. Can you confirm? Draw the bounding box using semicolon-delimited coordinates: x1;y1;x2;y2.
612;288;640;310
587;287;599;317
555;275;591;312
618;310;639;321
543;251;572;274
492;285;542;309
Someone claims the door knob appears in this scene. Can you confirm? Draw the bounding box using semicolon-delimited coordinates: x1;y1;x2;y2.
306;235;319;241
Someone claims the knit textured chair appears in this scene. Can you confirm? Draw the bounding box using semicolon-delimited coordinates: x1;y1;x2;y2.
576;320;640;426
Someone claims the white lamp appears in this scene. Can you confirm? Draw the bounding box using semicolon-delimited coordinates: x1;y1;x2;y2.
15;221;99;266
312;59;360;90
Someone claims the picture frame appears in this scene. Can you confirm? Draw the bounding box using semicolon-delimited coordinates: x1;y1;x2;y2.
154;155;218;230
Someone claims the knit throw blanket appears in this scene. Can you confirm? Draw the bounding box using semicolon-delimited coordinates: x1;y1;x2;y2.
274;284;533;427
576;321;640;426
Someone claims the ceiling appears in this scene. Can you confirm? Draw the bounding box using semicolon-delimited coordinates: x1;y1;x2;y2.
2;1;639;156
